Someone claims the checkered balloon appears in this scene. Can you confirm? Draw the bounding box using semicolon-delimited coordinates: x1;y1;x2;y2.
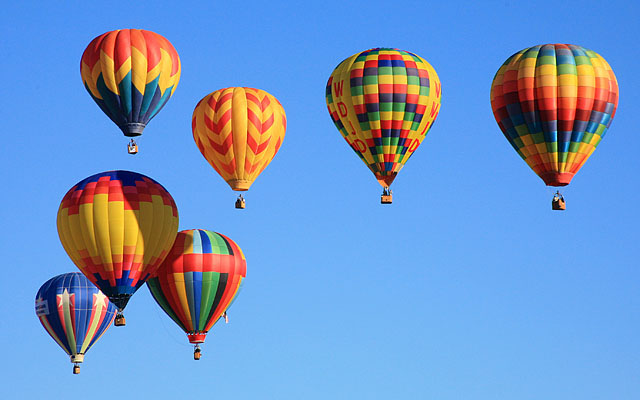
326;48;441;188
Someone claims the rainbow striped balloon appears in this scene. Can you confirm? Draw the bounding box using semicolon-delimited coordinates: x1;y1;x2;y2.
326;48;441;188
192;87;286;191
81;29;181;137
147;229;246;346
35;272;116;372
490;44;618;186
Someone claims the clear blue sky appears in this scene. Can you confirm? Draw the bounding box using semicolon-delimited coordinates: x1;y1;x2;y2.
1;1;639;399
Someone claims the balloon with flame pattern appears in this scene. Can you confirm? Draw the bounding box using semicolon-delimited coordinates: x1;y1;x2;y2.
80;29;181;147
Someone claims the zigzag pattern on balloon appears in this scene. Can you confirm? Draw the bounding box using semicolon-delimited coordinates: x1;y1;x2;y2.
490;44;618;186
192;87;286;191
80;29;181;136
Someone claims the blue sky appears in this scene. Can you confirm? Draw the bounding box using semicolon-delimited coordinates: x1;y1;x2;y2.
1;1;639;399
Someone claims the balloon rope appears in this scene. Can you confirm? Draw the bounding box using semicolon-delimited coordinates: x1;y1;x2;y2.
153;302;191;347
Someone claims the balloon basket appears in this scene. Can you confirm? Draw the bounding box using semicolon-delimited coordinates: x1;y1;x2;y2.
552;198;566;210
381;188;392;204
194;345;202;361
127;140;138;155
552;191;566;211
235;195;246;209
73;364;80;374
114;313;126;326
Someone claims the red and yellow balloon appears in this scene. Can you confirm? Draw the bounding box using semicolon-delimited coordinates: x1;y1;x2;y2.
81;29;181;138
57;170;179;325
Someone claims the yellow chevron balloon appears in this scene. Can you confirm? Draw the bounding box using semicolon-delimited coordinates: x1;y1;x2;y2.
192;87;286;192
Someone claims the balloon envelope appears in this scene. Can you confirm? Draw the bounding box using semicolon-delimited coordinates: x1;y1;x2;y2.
192;87;286;191
57;170;179;311
147;229;246;344
326;48;442;188
35;272;116;363
81;29;181;137
490;43;618;186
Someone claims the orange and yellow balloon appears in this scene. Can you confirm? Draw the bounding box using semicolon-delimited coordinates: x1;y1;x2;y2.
192;87;286;193
326;48;441;189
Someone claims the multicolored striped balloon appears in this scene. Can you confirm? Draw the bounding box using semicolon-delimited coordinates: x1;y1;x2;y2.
490;44;618;186
147;229;246;352
35;272;116;373
56;171;179;315
81;29;181;137
192;87;286;191
326;48;441;188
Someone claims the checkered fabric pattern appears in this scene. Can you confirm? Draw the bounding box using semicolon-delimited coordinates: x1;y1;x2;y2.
326;48;441;188
490;44;618;186
57;171;179;310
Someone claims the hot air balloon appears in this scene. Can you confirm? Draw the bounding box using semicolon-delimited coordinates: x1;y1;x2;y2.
490;44;618;210
326;48;442;204
35;272;116;374
192;87;286;208
57;170;179;326
147;229;246;360
80;29;181;154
